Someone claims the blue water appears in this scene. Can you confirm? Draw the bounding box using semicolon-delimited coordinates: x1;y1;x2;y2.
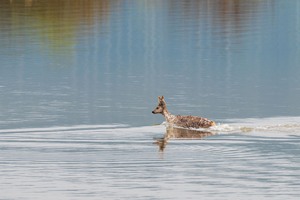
0;0;300;199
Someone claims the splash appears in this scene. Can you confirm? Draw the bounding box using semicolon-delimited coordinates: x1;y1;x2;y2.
208;116;300;134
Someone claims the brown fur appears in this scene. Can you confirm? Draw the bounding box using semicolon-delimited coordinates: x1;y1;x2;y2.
173;115;216;128
152;96;215;129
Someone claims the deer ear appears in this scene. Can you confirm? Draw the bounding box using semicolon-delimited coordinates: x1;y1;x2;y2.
158;96;161;101
161;96;164;100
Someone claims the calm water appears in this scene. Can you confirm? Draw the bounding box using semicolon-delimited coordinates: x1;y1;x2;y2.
1;0;300;199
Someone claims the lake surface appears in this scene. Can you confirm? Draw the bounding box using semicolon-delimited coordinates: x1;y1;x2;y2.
1;0;300;199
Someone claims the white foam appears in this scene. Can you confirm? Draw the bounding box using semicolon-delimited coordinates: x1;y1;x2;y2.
161;116;300;135
213;116;300;134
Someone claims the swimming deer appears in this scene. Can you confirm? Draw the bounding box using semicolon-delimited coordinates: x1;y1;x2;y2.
152;96;216;129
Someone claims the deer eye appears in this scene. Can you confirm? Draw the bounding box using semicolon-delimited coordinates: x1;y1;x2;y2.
156;107;159;109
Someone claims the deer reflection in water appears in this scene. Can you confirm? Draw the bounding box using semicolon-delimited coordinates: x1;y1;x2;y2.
154;125;214;151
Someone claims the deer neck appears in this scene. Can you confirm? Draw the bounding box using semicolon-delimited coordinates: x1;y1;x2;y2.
162;109;175;123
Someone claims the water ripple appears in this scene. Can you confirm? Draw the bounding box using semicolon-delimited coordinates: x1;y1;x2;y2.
0;123;299;200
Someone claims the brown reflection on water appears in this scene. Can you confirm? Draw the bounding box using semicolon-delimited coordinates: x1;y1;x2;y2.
168;0;270;42
154;126;214;152
0;0;114;55
211;0;269;36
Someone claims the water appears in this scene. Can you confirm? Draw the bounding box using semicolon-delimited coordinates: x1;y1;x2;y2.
1;0;300;199
1;121;300;199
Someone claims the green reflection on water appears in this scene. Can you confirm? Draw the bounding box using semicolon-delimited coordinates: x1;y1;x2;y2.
1;0;114;59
